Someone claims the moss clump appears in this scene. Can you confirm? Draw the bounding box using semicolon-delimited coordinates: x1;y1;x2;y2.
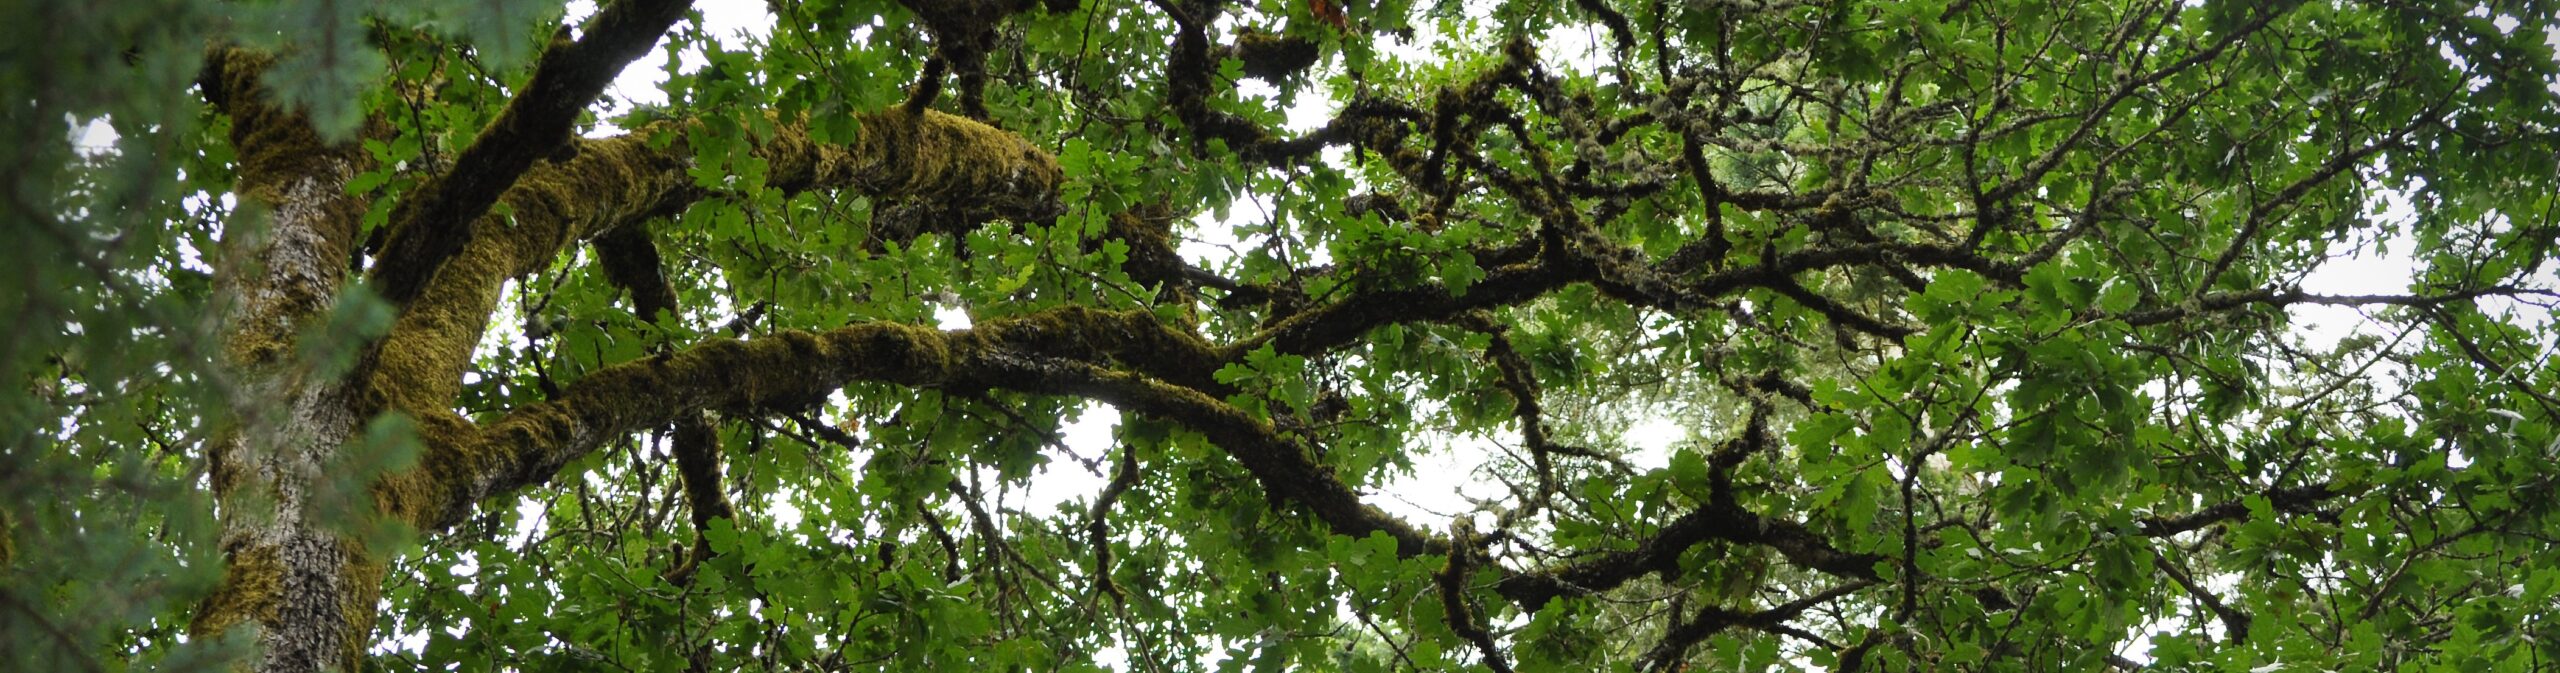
492;132;694;272
961;308;1226;391
769;109;1063;221
188;545;281;637
1227;32;1321;81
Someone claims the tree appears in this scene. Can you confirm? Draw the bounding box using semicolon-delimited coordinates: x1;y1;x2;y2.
8;0;2560;670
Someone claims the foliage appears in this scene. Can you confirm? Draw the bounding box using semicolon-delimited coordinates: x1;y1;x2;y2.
8;0;2560;672
3;0;249;670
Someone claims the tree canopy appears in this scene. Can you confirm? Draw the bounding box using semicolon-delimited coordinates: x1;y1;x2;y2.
8;0;2560;671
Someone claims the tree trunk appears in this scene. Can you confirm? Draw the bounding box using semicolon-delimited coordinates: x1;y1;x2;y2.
187;50;381;673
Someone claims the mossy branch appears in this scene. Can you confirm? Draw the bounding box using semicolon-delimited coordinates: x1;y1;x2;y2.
369;0;692;306
409;305;1452;574
778;109;1064;220
410;300;1848;616
592;225;680;322
1437;521;1516;673
422;306;1178;530
427;321;953;529
359;108;1061;416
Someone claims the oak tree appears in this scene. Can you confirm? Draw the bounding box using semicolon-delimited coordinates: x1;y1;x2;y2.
8;0;2560;671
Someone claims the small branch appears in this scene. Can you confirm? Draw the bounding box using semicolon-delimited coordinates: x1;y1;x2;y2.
2152;551;2250;642
2116;286;2553;326
1437;522;1517;673
661;413;734;587
1464;314;1570;524
593;224;679;323
2134;484;2341;537
2426;308;2560;417
2192;136;2405;295
1084;442;1141;601
1640;580;1877;671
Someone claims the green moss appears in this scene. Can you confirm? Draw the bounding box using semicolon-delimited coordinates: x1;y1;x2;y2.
363;255;501;412
355;103;1063;528
363;104;1059;447
1228;32;1321;81
335;549;389;670
375;410;471;528
212;50;359;206
765;109;1062;220
188;546;280;637
206;50;371;369
494;133;694;272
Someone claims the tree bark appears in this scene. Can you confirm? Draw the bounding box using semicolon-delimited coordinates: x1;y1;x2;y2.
189;49;383;673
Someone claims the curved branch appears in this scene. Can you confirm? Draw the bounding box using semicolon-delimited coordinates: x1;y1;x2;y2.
1640;580;1879;671
419;307;1428;561
1496;499;1885;612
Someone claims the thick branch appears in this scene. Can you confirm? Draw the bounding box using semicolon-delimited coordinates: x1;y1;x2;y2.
199;49;371;367
423;308;1322;536
426;321;954;529
359;109;1061;417
1496;501;1885;611
192;49;385;673
370;0;693;305
593;224;679;322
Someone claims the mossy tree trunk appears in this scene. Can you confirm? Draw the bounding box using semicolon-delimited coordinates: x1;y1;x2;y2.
188;50;386;673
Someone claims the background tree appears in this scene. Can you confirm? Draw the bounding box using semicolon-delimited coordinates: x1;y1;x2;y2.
7;0;2560;671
